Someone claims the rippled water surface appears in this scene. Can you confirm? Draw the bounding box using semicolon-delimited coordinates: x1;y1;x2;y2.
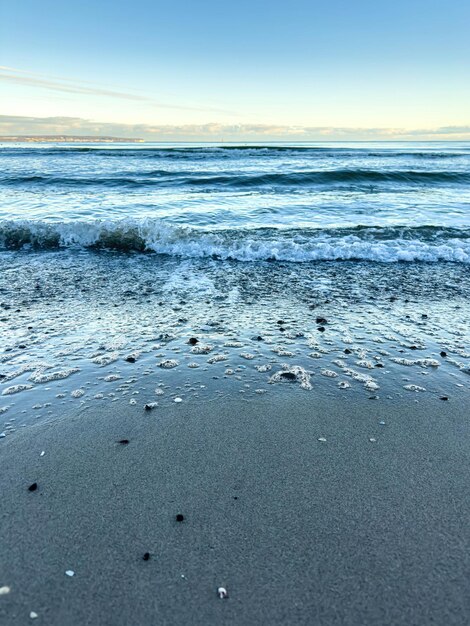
1;141;469;261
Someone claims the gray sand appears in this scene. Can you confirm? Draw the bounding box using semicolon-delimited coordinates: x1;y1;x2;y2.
1;390;469;625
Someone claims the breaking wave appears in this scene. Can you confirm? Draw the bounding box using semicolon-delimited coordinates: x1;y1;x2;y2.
1;219;469;263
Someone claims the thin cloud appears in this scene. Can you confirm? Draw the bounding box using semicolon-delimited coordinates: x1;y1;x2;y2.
0;67;233;114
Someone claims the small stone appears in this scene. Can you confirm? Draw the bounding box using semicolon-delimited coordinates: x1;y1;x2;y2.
369;438;377;442
188;337;199;345
344;349;352;354
217;586;228;599
40;451;45;457
379;421;386;425
118;439;130;445
125;356;136;363
144;402;158;411
174;397;183;403
317;326;326;332
316;317;327;324
28;482;38;492
318;437;327;442
0;586;10;595
440;351;447;357
143;552;150;561
65;570;75;577
30;612;38;619
280;372;296;381
440;396;448;401
176;514;184;522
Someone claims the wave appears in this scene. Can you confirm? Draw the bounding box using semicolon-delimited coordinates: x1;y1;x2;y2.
1;219;469;263
2;169;469;189
1;146;468;159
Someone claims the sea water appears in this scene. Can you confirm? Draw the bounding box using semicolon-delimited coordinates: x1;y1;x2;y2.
1;142;469;424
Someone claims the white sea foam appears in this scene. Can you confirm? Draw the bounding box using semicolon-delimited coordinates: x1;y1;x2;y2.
1;219;470;263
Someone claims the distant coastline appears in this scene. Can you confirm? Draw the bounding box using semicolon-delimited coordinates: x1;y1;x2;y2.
0;135;144;143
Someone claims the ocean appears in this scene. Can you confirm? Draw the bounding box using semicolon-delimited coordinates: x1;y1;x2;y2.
1;141;470;261
1;141;469;424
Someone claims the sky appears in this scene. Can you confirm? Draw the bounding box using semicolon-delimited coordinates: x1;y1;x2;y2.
1;0;469;140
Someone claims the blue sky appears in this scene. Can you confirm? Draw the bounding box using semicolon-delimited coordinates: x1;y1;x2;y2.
1;0;469;139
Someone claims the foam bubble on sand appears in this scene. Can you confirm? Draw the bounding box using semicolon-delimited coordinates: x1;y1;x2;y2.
71;389;85;398
187;362;200;368
255;364;272;372
392;358;416;366
404;384;426;392
309;352;323;359
158;359;179;368
224;341;243;348
207;355;228;364
269;365;312;390
321;369;338;378
0;406;9;414
240;353;256;360
29;368;80;384
92;353;120;366
104;374;122;382
191;344;213;354
2;384;33;395
155;388;165;395
271;347;294;357
4;363;53;381
338;381;351;389
392;357;440;368
356;360;375;369
364;380;380;391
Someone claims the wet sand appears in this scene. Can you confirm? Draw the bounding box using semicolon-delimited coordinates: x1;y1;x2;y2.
1;388;469;625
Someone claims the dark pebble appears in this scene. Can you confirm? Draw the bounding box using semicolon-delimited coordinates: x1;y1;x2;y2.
317;326;325;332
440;351;447;357
143;552;150;561
316;317;327;324
344;349;352;354
421;314;428;319
277;320;285;325
409;346;418;350
176;514;184;522
188;337;198;345
144;404;155;411
375;363;384;368
28;482;38;492
280;372;296;381
125;356;136;363
440;396;449;401
118;439;130;445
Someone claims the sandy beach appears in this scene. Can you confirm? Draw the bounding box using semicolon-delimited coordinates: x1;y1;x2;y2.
1;385;469;625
